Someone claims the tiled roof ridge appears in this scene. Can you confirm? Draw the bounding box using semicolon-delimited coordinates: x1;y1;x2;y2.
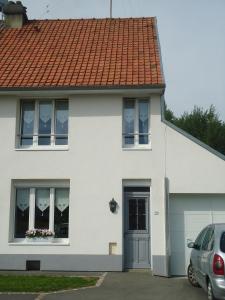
27;16;156;21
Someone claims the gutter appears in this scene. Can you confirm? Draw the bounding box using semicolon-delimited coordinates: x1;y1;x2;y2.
0;84;165;96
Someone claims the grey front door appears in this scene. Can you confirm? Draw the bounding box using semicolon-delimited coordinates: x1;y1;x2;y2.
124;192;150;269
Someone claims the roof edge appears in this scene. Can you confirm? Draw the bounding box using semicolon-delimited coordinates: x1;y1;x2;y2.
153;17;166;85
0;84;165;93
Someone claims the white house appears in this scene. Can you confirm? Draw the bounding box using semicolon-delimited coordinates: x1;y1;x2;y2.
0;1;225;276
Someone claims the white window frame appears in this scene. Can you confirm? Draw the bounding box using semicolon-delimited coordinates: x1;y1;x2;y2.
17;99;69;150
122;98;151;149
12;181;70;244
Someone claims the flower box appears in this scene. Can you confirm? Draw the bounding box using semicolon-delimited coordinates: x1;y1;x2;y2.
25;229;55;242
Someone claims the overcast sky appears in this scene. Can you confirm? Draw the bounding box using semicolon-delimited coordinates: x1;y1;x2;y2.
21;0;225;120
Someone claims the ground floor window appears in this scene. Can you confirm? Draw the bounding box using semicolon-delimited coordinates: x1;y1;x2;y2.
14;187;69;239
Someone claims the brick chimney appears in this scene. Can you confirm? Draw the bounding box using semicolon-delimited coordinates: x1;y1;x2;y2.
3;1;28;28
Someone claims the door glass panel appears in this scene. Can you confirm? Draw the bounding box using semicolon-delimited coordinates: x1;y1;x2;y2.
138;199;146;230
128;198;147;231
35;188;50;229
54;188;69;238
139;100;149;144
55;101;68;145
38;102;52;145
129;199;137;230
15;188;30;238
124;100;135;144
20;101;35;146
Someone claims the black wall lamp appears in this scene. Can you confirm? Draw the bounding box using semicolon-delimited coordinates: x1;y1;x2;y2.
109;198;117;213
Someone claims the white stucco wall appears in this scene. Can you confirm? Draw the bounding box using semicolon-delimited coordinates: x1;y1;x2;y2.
0;93;167;263
165;122;225;193
1;92;224;273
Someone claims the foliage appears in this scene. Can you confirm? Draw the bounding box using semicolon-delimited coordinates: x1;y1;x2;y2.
0;275;98;292
164;104;225;156
25;229;54;238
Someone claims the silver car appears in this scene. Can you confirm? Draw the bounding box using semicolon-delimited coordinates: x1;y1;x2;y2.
188;224;225;300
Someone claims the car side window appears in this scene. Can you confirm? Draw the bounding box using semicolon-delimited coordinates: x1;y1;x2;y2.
220;232;225;253
202;227;214;251
195;227;208;250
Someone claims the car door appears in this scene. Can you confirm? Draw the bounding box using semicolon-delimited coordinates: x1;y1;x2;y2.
192;227;208;283
198;226;214;290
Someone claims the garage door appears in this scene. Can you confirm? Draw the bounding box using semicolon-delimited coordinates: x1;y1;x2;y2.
169;194;225;276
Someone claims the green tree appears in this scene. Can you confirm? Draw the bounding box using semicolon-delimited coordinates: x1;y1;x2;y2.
165;104;225;156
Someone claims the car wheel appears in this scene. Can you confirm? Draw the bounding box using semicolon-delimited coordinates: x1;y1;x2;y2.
207;280;217;300
187;264;200;287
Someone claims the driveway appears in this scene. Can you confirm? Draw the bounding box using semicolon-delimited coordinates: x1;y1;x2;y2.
0;272;207;300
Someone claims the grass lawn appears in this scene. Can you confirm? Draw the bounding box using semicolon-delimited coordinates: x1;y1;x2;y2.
0;275;98;292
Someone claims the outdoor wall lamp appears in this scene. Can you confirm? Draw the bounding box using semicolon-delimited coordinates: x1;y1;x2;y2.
109;198;117;213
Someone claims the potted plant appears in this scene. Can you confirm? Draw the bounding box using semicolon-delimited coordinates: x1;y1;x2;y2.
25;229;54;242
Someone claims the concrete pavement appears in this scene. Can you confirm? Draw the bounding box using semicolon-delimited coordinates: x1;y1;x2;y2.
0;271;207;300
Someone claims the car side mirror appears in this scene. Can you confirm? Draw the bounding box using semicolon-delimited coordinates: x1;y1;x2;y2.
188;242;200;250
188;242;195;248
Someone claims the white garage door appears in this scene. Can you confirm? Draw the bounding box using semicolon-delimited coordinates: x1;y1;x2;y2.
169;194;225;276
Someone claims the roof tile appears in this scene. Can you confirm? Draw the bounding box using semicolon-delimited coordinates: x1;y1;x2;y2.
0;17;164;89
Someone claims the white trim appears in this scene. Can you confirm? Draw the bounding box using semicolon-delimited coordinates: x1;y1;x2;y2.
9;239;70;246
49;188;55;232
12;182;70;244
29;188;35;230
17;99;69;149
15;146;69;151
122;179;151;187
13;180;70;188
33;100;38;147
122;98;151;149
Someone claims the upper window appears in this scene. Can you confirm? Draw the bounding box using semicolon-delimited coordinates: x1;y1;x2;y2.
14;186;69;240
123;98;150;148
18;99;68;148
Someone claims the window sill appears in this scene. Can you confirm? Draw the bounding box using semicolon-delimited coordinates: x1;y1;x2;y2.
9;239;70;246
122;147;152;151
15;146;69;151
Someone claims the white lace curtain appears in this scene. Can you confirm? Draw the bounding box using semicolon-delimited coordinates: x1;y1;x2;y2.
36;188;50;212
16;188;29;211
55;189;69;213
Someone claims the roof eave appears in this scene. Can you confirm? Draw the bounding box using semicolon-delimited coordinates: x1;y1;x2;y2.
0;84;165;96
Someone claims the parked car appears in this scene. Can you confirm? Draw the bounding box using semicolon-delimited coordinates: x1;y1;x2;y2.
187;224;225;300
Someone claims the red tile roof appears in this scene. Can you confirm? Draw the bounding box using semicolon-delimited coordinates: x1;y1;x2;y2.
0;18;165;89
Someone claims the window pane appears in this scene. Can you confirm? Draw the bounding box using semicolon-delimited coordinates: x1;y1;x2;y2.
55;101;68;145
124;100;135;144
128;199;137;230
139;100;149;144
35;188;50;229
202;227;214;251
138;199;146;230
15;188;30;238
20;101;35;146
54;188;69;238
195;228;208;249
38;102;52;145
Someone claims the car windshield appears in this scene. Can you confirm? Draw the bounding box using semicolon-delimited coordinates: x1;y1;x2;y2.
220;232;225;253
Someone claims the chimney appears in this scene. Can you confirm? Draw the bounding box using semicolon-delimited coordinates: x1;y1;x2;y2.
3;1;28;28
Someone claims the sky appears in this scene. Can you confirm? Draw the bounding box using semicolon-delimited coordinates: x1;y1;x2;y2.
20;0;225;120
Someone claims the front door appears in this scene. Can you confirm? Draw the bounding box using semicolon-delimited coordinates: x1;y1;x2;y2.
124;192;150;269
